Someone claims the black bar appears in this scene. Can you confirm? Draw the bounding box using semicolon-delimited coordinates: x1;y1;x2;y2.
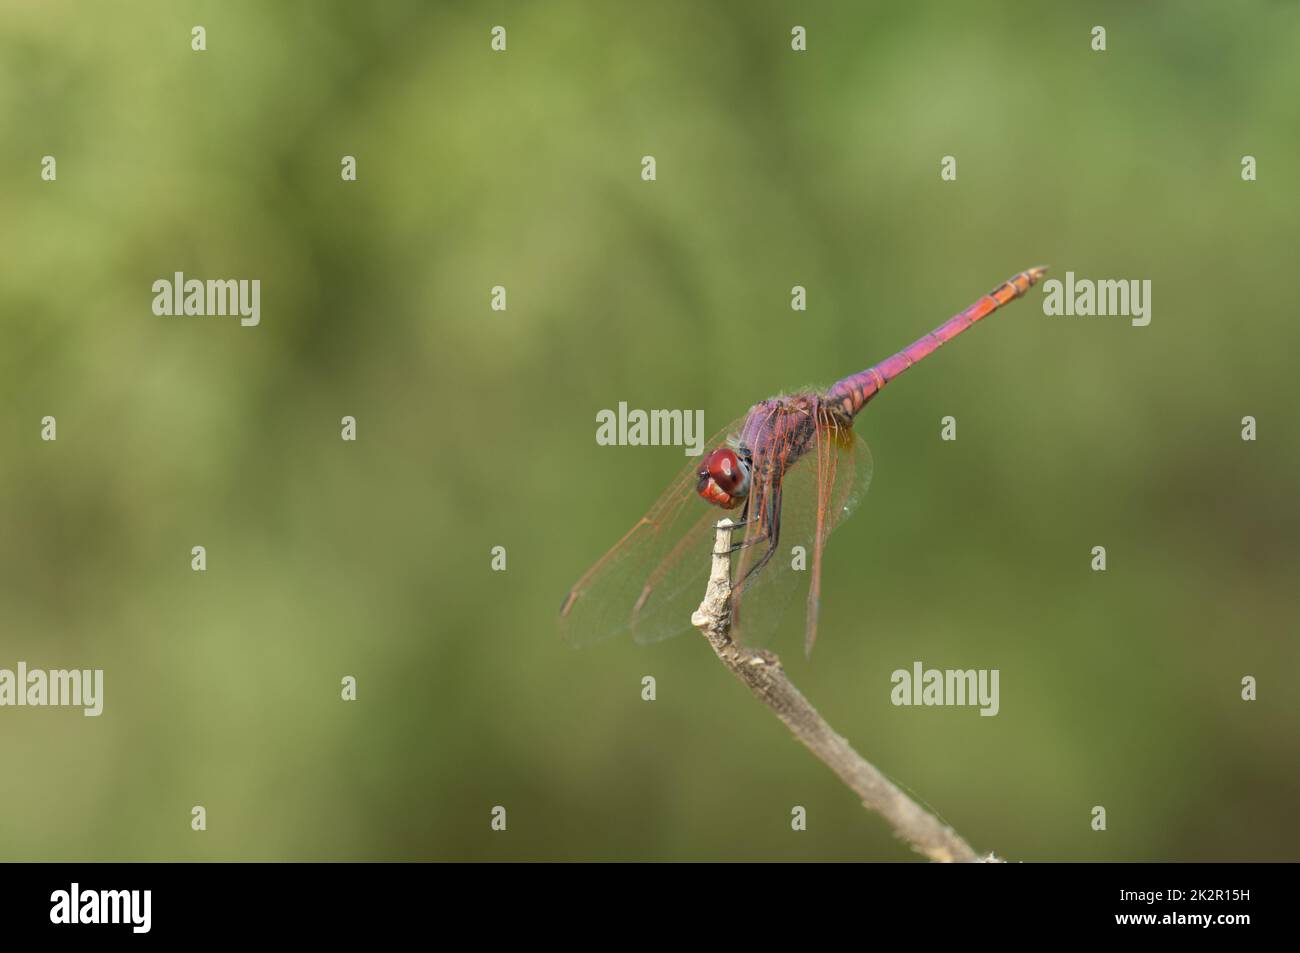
0;861;1283;940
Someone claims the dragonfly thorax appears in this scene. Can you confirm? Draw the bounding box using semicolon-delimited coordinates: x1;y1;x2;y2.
696;447;751;510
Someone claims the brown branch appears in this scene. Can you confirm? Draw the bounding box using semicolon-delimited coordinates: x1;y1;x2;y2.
690;518;997;863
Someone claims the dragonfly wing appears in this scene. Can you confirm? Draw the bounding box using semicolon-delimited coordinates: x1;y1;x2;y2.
731;412;872;652
804;414;873;655
729;402;792;644
627;507;726;645
560;418;746;647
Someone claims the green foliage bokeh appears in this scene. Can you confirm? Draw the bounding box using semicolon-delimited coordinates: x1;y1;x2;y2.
1;1;1297;860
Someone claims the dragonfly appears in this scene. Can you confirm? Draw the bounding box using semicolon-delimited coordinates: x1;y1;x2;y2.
561;267;1046;655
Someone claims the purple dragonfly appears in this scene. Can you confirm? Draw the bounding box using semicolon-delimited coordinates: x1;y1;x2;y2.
562;267;1046;653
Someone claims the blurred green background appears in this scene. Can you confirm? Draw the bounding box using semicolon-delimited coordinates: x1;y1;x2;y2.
2;1;1297;861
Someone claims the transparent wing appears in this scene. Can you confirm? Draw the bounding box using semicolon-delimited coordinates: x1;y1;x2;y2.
802;411;870;654
731;413;872;653
559;418;745;647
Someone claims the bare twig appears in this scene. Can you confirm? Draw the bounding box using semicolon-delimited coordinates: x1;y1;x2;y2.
691;518;996;863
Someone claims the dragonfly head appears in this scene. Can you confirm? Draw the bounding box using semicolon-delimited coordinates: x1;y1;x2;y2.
696;447;751;510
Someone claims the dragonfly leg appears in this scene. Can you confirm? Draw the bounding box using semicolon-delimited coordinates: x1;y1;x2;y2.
735;484;782;594
730;499;753;530
712;502;757;555
736;540;776;592
715;533;766;556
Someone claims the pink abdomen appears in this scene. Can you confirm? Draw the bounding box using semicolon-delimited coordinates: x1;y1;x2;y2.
826;267;1046;419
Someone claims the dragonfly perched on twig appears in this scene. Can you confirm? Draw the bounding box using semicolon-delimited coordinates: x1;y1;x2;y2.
561;267;1046;655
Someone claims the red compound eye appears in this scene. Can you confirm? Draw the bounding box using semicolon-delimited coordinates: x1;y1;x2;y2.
706;449;744;491
695;448;751;509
